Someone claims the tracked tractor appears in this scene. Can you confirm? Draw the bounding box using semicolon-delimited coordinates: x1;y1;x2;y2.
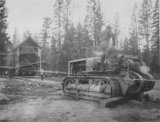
62;52;155;107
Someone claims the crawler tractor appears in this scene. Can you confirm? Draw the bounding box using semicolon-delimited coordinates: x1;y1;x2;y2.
62;54;155;107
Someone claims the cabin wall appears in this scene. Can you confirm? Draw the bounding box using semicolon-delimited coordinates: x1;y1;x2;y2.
13;38;41;75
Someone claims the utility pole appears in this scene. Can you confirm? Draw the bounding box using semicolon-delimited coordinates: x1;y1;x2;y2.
39;48;42;71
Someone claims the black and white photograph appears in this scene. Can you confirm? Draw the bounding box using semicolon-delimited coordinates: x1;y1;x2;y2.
0;0;160;121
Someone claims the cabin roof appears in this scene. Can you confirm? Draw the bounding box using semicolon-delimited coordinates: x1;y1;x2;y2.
12;37;41;49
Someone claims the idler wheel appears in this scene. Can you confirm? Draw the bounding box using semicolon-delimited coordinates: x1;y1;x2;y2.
62;78;76;93
126;71;144;96
141;73;155;91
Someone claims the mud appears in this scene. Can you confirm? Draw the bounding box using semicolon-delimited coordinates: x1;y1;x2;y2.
0;78;160;122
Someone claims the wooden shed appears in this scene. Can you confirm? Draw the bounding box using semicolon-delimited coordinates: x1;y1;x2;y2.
13;37;41;75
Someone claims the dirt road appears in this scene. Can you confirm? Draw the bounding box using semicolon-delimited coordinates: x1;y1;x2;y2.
0;77;160;122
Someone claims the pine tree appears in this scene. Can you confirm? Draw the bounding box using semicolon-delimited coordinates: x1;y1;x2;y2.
73;23;86;59
129;4;139;55
63;0;72;33
12;27;18;43
122;37;130;55
59;24;76;71
114;12;120;50
52;0;74;71
150;0;159;72
40;17;52;61
83;22;93;57
53;0;65;50
138;0;152;64
49;36;58;71
63;0;73;54
0;0;9;74
85;0;104;48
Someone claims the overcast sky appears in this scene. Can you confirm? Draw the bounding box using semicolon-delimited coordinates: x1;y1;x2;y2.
6;0;144;41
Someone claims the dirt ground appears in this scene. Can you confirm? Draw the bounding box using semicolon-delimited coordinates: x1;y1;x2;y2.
0;77;160;122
